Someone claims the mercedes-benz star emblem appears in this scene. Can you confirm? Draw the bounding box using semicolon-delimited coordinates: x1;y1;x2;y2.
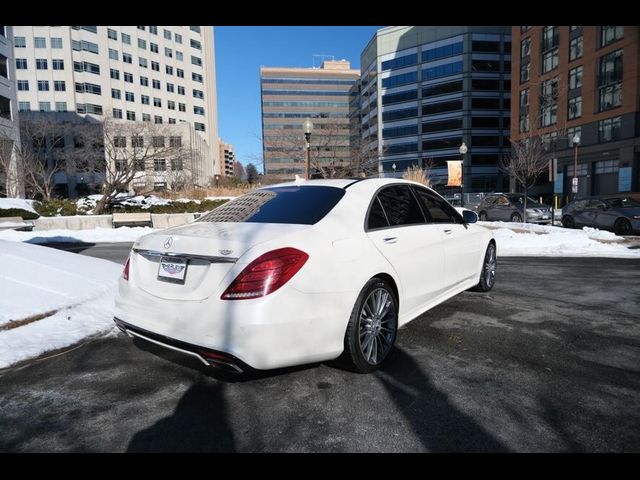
164;237;173;249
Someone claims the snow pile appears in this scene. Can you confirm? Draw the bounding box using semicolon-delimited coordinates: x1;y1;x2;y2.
75;194;104;214
115;194;171;209
0;240;122;368
0;226;157;244
205;196;238;201
0;198;39;215
481;222;639;258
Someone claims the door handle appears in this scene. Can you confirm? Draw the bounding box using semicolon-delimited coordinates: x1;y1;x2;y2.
443;229;452;235
383;237;398;244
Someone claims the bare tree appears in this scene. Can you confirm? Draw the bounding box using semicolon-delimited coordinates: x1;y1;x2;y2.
86;116;195;214
402;160;434;187
233;160;245;180
245;163;259;185
0;132;20;197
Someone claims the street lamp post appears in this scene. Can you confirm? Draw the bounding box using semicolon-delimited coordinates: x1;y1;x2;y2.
571;133;580;201
215;174;220;187
392;163;396;176
302;118;314;180
459;142;468;208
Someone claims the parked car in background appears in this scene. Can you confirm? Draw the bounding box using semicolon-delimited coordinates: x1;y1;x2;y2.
114;178;495;374
561;195;640;235
476;193;552;224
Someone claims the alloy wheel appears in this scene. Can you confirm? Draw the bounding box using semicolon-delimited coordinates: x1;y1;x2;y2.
358;288;397;365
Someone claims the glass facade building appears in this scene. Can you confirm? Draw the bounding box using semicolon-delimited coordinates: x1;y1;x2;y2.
360;26;512;195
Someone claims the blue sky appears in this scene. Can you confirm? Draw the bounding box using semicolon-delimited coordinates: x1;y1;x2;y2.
214;26;382;168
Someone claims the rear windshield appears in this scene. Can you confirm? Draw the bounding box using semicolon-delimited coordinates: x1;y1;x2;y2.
197;186;346;225
605;197;640;208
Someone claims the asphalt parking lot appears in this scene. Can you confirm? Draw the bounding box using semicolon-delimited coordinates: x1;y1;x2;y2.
1;245;639;452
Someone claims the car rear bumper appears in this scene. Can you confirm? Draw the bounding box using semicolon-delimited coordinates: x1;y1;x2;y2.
113;277;355;370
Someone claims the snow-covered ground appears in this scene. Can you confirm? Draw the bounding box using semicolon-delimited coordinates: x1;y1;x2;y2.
479;221;640;258
0;226;157;243
0;198;39;214
0;240;122;368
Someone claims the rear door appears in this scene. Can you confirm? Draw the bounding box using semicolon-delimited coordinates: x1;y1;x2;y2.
365;185;445;314
412;186;484;288
493;196;511;221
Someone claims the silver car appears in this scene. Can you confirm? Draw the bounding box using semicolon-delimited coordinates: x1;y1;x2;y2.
561;196;640;235
477;194;552;224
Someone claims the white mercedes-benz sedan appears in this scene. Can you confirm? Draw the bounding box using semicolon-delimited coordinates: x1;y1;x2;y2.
114;178;496;374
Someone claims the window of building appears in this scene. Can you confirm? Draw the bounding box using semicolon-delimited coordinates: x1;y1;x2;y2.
148;26;157;34
38;80;50;91
18;101;30;112
150;43;158;53
155;115;163;124
141;94;149;105
17;80;29;91
39;101;51;112
423;61;463;80
142;113;151;122
542;48;558;73
521;26;531;33
125;91;134;102
15;36;26;48
151;61;159;71
54;80;66;92
569;66;583;90
191;55;202;67
138;38;146;50
112;108;123;119
152;79;160;89
177;68;184;78
177;86;185;95
422;42;463;62
55;102;67;112
594;159;619;174
122;33;131;45
169;136;182;148
600;26;623;47
165;47;172;58
168;118;176;124
34;37;46;48
36;58;48;70
598;49;623;111
153;97;161;107
176;51;183;61
140;76;149;87
194;122;205;131
471;97;501;110
168;100;175;110
569;36;583;62
154;159;166;171
568;96;582;119
166;83;174;93
423;117;463;132
175;33;182;44
381;53;417;71
51;37;63;49
382;107;418;122
152;136;165;148
139;57;147;68
472;40;500;53
471;116;501;129
598;116;621;142
178;103;186;112
471;79;500;91
109;48;118;60
567;126;582;142
193;89;204;99
132;136;143;147
166;65;173;75
422;99;463;115
540;78;559;127
110;68;120;80
541;26;559;51
51;59;64;70
112;88;121;99
15;58;27;69
127;110;136;121
114;136;127;148
382;124;418;138
108;29;117;40
122;72;132;83
192;72;203;83
123;53;132;64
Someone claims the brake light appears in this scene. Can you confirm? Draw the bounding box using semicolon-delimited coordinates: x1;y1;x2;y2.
122;256;130;281
221;247;309;300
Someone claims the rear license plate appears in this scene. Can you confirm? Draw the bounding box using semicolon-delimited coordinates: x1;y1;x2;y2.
158;257;188;284
542;214;550;219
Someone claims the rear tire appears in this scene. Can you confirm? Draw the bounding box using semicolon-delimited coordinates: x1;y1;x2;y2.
471;243;497;292
479;211;488;221
614;218;632;236
340;278;398;373
562;215;575;229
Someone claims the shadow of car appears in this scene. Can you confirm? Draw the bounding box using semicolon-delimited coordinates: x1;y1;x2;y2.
561;195;640;235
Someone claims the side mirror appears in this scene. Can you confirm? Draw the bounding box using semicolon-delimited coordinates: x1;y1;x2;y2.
462;210;478;224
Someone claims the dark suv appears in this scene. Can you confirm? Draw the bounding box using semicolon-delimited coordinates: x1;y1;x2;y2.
562;195;640;235
476;194;552;224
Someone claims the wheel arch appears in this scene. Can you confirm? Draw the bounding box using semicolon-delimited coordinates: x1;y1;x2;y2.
370;272;400;313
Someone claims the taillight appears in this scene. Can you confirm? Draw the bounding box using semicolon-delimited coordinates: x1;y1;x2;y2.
221;247;309;300
122;256;130;281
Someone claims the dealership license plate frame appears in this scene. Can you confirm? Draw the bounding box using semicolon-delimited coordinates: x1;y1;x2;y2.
157;256;189;284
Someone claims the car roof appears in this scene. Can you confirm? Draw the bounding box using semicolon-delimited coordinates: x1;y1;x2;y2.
262;177;434;190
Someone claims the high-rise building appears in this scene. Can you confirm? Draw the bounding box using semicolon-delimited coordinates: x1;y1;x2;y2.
260;60;360;180
12;26;219;195
512;26;639;200
219;141;235;177
1;26;23;197
360;26;512;195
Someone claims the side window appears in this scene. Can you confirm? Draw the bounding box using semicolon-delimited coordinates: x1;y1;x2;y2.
367;197;389;229
497;196;509;205
484;196;497;206
412;187;460;224
376;185;426;227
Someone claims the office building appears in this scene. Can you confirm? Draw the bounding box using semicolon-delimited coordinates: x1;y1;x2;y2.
512;26;639;200
12;25;219;196
260;60;360;180
1;26;23;197
219;141;235;177
360;26;512;195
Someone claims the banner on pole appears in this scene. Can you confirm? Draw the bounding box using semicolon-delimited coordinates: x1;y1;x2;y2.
446;160;462;187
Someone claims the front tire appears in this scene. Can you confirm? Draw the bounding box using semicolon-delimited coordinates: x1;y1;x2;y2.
341;278;398;373
614;218;632;236
479;211;488;221
562;215;575;229
511;213;523;223
471;243;497;292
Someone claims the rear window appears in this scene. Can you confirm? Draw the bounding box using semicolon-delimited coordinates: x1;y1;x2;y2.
197;186;346;225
